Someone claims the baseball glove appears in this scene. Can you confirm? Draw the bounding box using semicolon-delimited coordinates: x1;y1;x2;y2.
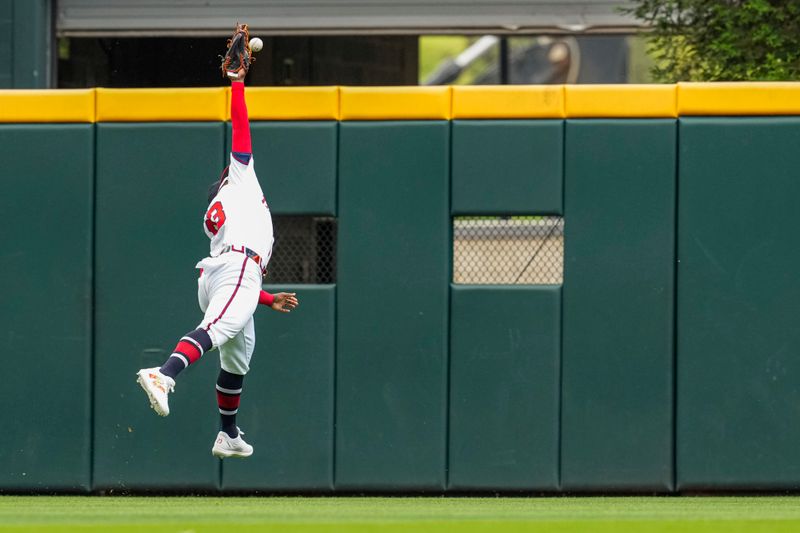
221;22;253;79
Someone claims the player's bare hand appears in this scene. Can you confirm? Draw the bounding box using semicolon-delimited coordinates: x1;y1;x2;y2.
271;292;299;313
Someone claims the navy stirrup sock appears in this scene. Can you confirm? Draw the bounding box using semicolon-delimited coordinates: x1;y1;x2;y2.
159;328;213;379
216;369;244;438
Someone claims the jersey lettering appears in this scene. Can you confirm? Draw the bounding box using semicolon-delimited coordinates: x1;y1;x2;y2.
205;201;227;235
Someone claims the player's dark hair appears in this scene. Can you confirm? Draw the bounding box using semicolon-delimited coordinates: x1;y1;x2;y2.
207;181;220;204
207;166;230;204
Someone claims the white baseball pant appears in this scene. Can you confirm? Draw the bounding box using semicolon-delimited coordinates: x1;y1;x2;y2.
196;253;261;375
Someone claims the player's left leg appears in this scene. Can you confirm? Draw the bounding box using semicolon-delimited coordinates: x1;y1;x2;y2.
212;317;256;458
136;328;213;416
137;258;259;417
151;267;216;382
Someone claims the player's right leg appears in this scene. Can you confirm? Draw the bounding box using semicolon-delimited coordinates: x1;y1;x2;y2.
212;317;255;458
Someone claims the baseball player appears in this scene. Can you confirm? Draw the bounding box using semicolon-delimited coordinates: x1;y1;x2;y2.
136;23;299;459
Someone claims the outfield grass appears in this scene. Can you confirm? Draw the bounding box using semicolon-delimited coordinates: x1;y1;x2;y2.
2;496;800;532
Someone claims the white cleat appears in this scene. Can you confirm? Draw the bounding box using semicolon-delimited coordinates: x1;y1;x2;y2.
212;428;253;459
135;367;175;417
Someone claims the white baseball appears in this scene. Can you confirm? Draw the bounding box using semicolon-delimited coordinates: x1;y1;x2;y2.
249;37;263;53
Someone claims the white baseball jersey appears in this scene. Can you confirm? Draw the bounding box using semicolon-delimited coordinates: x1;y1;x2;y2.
203;154;274;264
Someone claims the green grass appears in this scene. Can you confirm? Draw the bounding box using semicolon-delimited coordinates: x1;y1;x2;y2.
2;496;800;532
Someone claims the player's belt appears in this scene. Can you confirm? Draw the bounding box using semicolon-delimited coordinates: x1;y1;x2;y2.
223;245;265;273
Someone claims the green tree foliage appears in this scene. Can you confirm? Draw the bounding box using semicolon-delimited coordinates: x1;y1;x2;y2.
624;0;800;81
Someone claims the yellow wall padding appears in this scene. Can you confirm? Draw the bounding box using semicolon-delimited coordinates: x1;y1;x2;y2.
7;83;800;123
451;85;565;119
565;85;678;118
234;87;340;120
0;89;95;123
678;82;800;115
96;88;227;122
339;86;452;120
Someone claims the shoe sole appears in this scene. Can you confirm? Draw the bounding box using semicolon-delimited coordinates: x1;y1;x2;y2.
212;447;253;459
135;371;168;417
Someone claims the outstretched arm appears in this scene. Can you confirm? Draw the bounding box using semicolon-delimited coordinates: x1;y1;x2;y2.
231;79;252;165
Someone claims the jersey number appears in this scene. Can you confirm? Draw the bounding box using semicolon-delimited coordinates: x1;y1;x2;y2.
205;201;226;235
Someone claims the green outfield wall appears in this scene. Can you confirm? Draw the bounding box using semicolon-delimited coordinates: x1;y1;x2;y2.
3;84;800;493
0;125;93;491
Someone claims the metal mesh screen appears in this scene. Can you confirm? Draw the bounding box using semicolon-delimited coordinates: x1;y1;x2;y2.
453;216;564;285
266;216;337;284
